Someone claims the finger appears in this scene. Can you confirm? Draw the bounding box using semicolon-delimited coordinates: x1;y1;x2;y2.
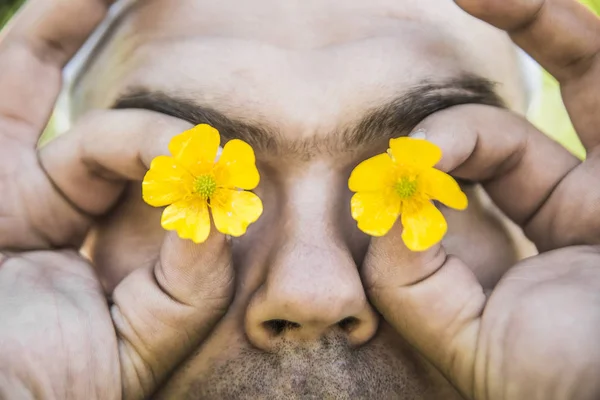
363;223;484;398
39;109;191;213
0;110;190;250
455;0;600;150
0;0;114;137
413;104;582;249
111;230;233;399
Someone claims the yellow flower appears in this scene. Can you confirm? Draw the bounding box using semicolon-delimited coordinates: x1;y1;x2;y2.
142;124;263;243
348;137;467;251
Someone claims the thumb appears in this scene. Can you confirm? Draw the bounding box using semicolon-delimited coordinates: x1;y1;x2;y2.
110;229;233;399
363;222;485;398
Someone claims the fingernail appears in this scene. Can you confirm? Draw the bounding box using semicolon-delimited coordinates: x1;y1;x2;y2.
409;129;427;140
215;146;223;161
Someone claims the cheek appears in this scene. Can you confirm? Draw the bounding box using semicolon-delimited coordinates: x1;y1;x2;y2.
441;186;535;289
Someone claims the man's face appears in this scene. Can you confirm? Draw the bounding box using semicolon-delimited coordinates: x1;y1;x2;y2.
73;0;533;398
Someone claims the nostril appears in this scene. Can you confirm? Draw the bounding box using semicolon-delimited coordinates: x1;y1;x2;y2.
337;317;359;333
263;319;301;336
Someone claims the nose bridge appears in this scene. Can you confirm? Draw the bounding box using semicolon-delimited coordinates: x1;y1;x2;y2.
245;165;378;350
270;165;362;322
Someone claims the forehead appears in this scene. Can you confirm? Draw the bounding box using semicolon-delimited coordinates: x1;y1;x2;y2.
73;0;525;136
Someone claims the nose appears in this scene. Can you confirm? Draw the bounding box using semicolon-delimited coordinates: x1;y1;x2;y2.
245;239;379;351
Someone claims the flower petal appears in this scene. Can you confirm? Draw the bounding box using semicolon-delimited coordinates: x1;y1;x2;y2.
142;155;194;207
213;139;260;190
211;189;263;237
421;168;468;210
161;198;211;243
389;137;442;168
168;124;220;174
401;200;447;251
351;190;400;236
348;153;396;192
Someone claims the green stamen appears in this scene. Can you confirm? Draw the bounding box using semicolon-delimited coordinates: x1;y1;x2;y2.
194;174;217;198
395;177;418;199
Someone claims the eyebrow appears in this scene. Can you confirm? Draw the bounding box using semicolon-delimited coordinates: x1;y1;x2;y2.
112;74;504;158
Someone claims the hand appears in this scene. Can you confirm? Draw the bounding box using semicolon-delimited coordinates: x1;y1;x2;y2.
0;0;190;250
0;231;233;400
0;2;234;399
364;1;600;399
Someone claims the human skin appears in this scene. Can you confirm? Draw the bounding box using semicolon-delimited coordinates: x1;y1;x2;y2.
0;0;599;399
71;1;525;397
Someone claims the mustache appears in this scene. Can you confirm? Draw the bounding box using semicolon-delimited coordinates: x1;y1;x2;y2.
189;334;429;400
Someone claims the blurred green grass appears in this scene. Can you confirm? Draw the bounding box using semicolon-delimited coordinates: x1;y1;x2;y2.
529;0;599;159
1;0;599;155
0;0;24;28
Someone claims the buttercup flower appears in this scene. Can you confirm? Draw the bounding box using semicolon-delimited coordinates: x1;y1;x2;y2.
348;137;467;251
142;124;263;243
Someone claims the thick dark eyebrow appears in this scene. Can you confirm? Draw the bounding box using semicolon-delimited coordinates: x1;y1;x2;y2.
112;74;504;157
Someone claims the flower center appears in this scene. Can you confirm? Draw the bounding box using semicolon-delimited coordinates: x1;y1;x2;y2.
395;176;418;199
194;174;217;198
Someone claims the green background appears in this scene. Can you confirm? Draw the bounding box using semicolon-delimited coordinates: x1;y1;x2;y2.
1;0;599;157
0;0;25;28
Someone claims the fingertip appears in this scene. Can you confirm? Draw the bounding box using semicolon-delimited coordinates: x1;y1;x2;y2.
367;220;449;288
407;129;427;140
117;224;228;293
162;228;228;263
409;104;525;174
150;226;233;309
